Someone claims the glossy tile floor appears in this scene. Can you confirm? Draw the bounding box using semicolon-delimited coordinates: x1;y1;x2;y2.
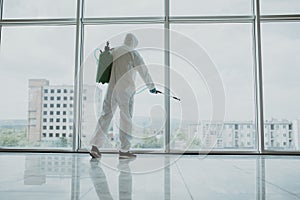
0;153;299;200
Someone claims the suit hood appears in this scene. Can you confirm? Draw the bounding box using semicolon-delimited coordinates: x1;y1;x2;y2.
124;33;138;50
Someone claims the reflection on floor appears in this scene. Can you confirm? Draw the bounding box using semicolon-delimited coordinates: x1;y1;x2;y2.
0;153;299;200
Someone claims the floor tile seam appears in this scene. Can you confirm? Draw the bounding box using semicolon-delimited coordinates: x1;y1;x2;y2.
175;161;195;200
262;178;300;199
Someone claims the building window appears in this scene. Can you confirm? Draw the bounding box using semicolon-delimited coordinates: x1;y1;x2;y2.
43;126;47;130
70;104;73;108
63;104;67;108
234;124;238;130
50;104;54;108
44;96;48;100
271;124;274;130
56;111;60;115
63;111;67;115
50;126;53;130
56;126;60;130
51;89;54;93
57;104;61;108
70;126;73;130
283;142;286;146
283;125;286;129
49;133;53;137
63;118;67;122
56;118;60;123
50;111;54;115
63;126;66;130
42;133;47;137
57;89;61;93
43;118;47;122
64;89;68;93
289;124;292;130
57;96;61;101
50;118;54;122
64;96;68;100
62;133;66;137
55;133;60;137
44;89;48;93
70;96;73;100
50;96;54;100
70;89;74;93
43;111;47;115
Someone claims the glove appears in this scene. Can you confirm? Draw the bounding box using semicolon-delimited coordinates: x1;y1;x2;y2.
150;88;157;94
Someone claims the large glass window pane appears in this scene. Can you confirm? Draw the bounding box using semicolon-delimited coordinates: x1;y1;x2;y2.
262;22;300;151
84;0;164;18
0;26;75;148
2;0;76;19
261;0;300;15
170;23;256;151
171;0;252;16
81;25;165;151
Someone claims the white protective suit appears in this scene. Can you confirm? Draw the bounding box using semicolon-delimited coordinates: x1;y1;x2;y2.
90;33;155;151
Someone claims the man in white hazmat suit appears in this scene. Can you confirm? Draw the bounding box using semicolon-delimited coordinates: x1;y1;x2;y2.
90;33;157;159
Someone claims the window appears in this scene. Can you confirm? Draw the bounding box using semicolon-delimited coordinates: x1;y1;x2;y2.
57;97;61;101
84;0;163;18
55;133;60;137
63;118;67;123
42;133;46;137
50;111;54;115
43;126;47;130
62;133;66;138
51;89;54;93
63;111;67;115
50;97;54;100
49;133;53;137
3;0;76;19
57;89;61;93
64;96;68;100
262;22;300;151
49;118;54;122
44;89;48;93
171;0;252;16
44;96;48;100
43;111;47;115
56;111;60;115
56;118;60;123
63;126;66;130
49;126;53;130
57;104;61;108
56;126;60;130
64;89;68;93
50;104;54;108
43;118;47;123
63;104;67;108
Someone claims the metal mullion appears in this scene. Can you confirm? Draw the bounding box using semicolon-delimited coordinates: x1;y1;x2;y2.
170;15;254;24
253;0;265;153
261;14;300;22
83;18;164;25
73;0;84;152
0;0;3;47
164;0;170;153
0;18;76;26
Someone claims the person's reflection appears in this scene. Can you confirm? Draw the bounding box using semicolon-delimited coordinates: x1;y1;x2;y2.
89;159;133;200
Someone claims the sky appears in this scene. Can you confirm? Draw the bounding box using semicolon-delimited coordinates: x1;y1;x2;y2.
0;0;300;123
